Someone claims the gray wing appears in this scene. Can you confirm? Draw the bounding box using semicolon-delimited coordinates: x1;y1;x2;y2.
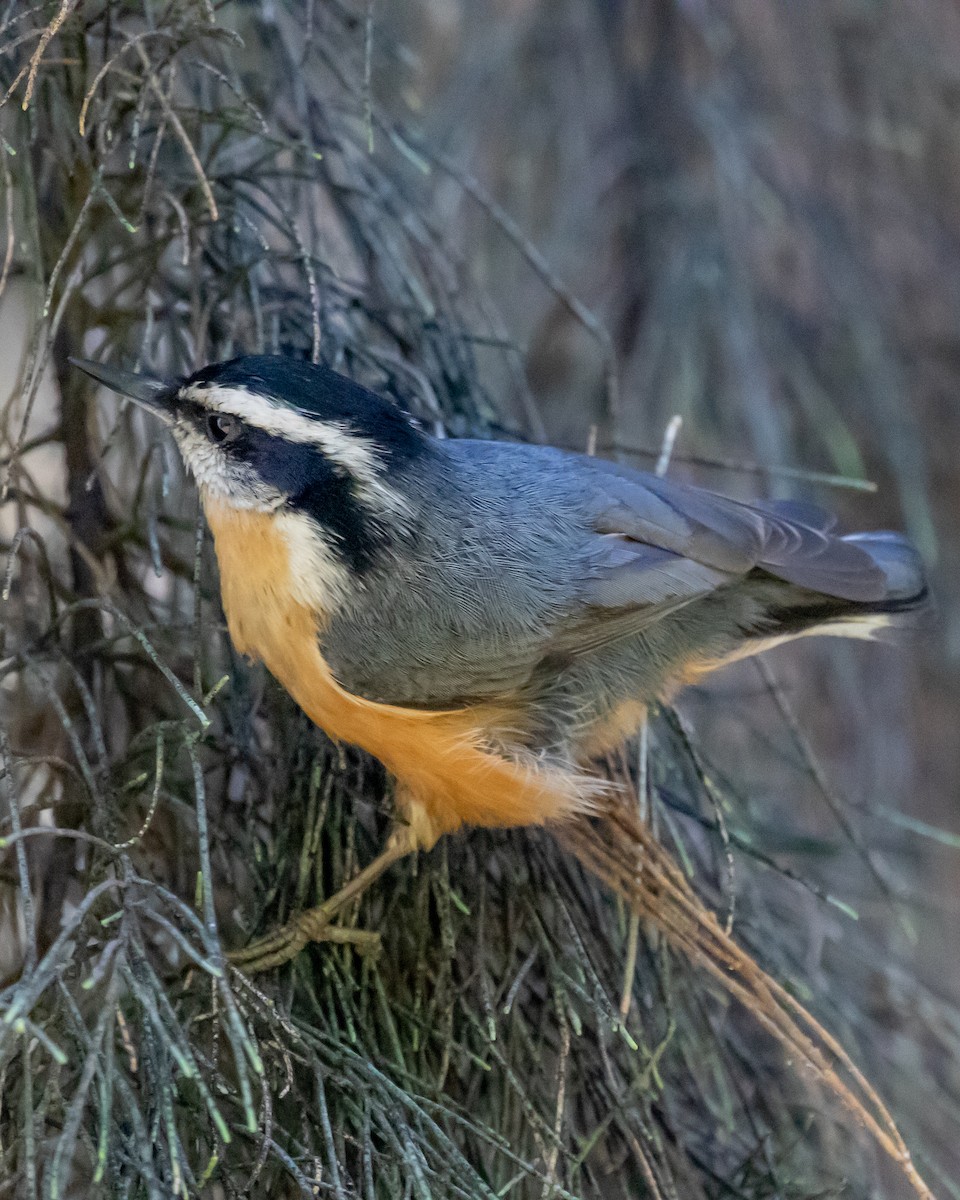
579;458;885;600
548;539;734;657
543;457;885;659
323;441;884;705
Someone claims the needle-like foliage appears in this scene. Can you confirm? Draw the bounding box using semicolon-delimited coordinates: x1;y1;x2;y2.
0;4;957;1199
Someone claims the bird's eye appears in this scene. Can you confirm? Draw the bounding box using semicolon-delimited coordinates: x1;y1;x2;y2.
206;413;241;445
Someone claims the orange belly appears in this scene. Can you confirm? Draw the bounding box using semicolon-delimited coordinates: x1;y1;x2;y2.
203;500;601;846
576;699;648;761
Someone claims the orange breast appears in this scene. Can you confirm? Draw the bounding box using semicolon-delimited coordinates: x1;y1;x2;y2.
203;500;600;846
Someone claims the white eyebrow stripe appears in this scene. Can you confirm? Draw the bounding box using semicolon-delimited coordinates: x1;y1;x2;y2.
179;382;401;507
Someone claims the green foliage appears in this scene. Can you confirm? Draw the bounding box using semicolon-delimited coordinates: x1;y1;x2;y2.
0;3;956;1199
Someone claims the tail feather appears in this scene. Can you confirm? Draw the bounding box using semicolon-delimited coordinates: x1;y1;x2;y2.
842;531;928;612
761;530;929;645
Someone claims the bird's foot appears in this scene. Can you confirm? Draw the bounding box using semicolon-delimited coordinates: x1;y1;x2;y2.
228;824;419;974
228;910;382;974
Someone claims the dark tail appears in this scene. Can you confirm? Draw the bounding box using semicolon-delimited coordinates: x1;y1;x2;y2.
847;531;928;607
765;531;929;643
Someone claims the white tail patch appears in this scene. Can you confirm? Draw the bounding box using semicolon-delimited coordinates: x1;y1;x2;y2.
724;612;895;666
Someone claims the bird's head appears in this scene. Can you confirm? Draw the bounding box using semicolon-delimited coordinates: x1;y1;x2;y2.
73;354;430;573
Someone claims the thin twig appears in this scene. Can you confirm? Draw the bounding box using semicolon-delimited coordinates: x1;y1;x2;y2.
134;46;219;222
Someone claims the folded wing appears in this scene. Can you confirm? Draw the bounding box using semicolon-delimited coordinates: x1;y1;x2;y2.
545;459;888;660
581;460;886;603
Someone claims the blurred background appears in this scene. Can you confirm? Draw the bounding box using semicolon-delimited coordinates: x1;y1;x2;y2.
0;2;958;1197
382;0;960;971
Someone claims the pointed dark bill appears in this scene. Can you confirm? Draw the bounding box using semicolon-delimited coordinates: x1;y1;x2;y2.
69;357;175;422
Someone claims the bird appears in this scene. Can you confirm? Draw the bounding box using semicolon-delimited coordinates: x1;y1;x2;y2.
72;353;927;973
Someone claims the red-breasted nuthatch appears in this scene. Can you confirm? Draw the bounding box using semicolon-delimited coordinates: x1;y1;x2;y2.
73;354;927;972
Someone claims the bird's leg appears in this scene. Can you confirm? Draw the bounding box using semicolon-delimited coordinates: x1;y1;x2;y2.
228;823;419;974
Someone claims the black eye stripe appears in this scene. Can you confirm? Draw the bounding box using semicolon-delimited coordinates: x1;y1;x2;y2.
206;413;241;444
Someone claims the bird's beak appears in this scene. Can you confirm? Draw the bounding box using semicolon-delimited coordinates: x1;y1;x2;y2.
69;357;176;424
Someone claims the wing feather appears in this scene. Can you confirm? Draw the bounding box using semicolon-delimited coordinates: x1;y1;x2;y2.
579;458;886;604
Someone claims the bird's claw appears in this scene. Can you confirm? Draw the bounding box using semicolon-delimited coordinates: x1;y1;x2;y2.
227;826;417;973
228;909;382;975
